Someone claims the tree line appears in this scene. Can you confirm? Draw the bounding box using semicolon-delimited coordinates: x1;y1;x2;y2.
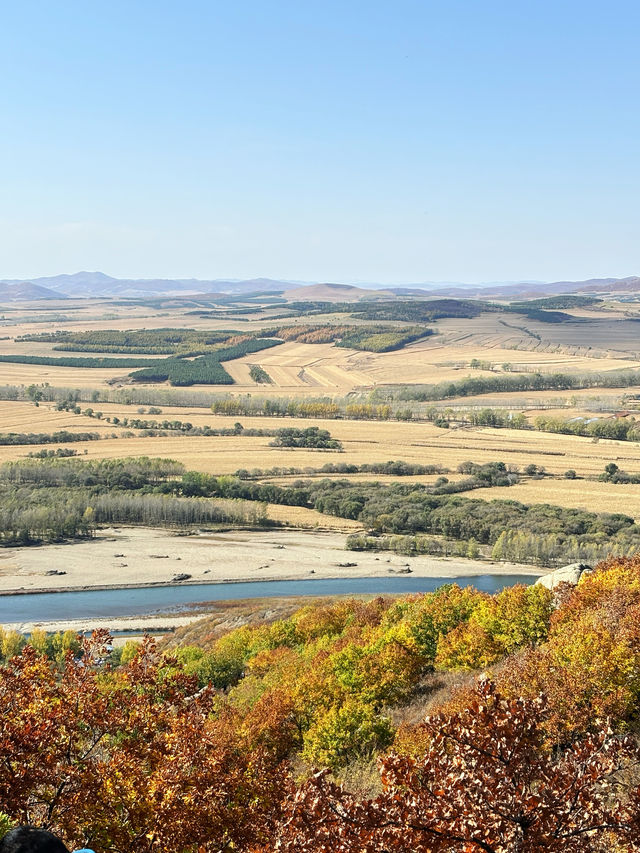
234;459;448;479
534;413;640;441
18;327;239;354
0;431;99;446
394;367;640;402
0;353;154;368
0;484;265;545
0;374;637;424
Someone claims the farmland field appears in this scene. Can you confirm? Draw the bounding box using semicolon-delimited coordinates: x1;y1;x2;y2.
3;292;640;550
1;402;640;516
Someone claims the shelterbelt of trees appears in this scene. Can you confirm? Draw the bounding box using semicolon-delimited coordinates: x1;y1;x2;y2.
0;337;284;386
2;556;640;850
17;327;240;354
54;391;640;444
0;458;265;545
2;363;640;420
392;367;640;402
0;430;99;446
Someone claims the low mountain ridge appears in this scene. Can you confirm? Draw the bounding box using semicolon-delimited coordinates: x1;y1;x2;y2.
283;282;394;301
0;282;64;300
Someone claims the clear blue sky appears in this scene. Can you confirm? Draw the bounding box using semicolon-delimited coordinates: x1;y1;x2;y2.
1;0;638;283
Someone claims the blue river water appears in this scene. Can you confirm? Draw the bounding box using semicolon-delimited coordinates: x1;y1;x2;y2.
0;574;538;623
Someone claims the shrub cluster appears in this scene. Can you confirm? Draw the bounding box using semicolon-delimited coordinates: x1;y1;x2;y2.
2;556;640;849
269;427;343;450
249;364;273;383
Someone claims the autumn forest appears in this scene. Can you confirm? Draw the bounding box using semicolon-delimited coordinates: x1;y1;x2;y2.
0;555;639;851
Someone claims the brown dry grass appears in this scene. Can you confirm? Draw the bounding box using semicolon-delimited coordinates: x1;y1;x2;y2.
265;504;362;531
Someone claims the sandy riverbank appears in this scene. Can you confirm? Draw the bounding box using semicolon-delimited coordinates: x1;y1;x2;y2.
0;526;540;596
2;613;205;636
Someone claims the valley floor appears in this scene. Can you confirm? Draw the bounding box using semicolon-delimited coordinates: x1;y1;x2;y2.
0;526;539;594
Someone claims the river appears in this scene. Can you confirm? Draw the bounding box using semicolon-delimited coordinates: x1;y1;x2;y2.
0;574;537;624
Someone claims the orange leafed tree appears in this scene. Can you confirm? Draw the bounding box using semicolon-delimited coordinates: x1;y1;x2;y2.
274;679;640;853
0;632;287;853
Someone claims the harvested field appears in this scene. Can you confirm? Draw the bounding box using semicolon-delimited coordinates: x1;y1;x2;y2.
432;314;640;359
0;401;124;435
349;339;640;386
223;342;374;389
0;414;639;517
265;504;362;531
0;362;134;387
220;339;640;392
486;479;640;520
4;296;640;531
0;302;254;336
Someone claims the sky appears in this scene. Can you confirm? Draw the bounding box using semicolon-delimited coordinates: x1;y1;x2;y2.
0;0;638;284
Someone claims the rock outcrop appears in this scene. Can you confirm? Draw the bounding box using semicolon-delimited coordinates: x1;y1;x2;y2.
535;563;592;590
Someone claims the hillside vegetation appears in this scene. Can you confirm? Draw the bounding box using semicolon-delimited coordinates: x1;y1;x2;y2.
1;555;640;850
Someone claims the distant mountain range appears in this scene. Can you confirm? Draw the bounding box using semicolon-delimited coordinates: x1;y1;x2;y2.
0;271;639;301
414;276;640;299
0;272;297;300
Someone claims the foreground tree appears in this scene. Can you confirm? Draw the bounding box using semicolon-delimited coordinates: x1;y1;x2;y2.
275;679;640;852
0;634;286;852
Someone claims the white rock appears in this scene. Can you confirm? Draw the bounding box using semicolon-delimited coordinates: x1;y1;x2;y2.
535;563;592;590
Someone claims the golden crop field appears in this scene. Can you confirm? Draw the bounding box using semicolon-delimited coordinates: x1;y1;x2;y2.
484;479;640;519
265;504;362;531
0;401;127;436
3;297;640;528
0;363;136;388
191;341;640;393
2;395;640;517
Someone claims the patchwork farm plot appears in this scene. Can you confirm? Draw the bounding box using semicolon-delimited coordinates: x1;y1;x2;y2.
2;292;640;570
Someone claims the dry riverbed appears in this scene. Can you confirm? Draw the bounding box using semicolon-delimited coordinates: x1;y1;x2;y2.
0;526;540;594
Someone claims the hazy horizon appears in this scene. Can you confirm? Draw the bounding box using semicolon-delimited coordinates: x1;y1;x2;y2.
2;270;637;290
